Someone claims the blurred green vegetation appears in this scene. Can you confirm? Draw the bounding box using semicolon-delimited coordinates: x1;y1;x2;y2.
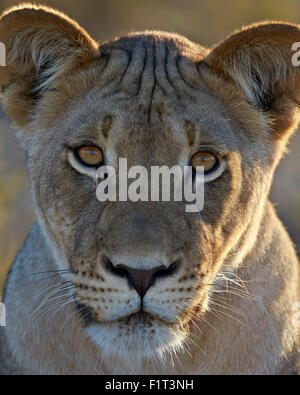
1;0;300;297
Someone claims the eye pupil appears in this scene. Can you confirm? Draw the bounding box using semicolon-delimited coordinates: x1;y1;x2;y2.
76;146;103;167
191;152;218;173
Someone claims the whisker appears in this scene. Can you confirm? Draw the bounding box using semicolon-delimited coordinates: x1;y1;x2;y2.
210;306;245;326
21;282;74;339
210;300;246;317
12;270;72;289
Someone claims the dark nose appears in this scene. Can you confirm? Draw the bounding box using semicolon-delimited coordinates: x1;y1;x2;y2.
104;258;180;298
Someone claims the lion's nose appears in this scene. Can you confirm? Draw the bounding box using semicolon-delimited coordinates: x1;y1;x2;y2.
118;265;166;298
104;258;180;298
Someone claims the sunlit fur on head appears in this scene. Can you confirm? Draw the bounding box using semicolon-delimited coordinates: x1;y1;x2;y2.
1;4;300;375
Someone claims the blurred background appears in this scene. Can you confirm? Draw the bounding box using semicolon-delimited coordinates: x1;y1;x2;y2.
0;0;300;297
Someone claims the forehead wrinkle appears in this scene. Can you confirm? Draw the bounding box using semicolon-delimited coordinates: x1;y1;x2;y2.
56;37;249;155
96;36;206;123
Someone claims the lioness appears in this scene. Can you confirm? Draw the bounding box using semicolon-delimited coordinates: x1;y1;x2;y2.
0;3;299;375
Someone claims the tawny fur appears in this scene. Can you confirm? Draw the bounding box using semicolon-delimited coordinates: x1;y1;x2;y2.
0;4;299;374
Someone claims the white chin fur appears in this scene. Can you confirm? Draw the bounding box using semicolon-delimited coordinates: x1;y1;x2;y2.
87;319;186;367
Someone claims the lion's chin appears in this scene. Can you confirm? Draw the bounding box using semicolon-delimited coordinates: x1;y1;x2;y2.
86;312;187;366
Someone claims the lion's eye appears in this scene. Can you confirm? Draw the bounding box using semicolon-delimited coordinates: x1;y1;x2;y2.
75;146;103;167
191;152;219;173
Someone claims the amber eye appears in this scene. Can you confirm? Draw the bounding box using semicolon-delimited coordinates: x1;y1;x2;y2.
191;152;219;173
75;146;103;167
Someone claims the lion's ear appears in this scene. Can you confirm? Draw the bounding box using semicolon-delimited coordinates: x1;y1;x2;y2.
204;22;300;140
0;4;99;127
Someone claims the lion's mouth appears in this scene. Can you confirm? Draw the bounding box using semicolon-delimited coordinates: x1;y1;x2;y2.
74;299;173;328
118;311;166;327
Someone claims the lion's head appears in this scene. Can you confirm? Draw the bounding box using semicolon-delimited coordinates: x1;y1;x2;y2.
1;5;300;365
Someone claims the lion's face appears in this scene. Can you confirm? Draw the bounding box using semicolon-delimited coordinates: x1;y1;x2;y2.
1;6;299;364
25;35;277;361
